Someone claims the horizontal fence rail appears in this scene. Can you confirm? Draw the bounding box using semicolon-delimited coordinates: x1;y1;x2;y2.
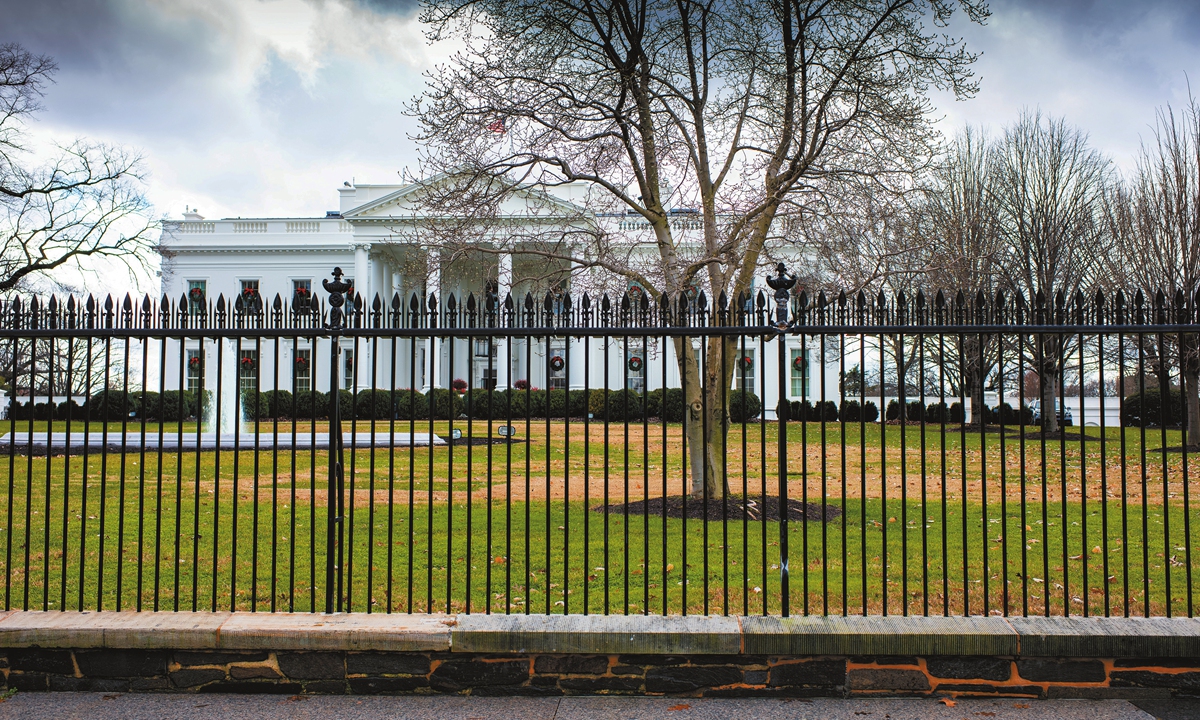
1;266;1199;618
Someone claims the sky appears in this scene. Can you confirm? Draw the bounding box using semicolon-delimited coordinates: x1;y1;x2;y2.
3;0;1200;280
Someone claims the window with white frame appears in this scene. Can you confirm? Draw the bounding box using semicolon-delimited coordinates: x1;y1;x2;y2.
187;280;206;313
293;348;312;394
238;349;258;393
734;348;756;391
625;347;645;395
548;339;567;390
790;347;809;398
343;347;355;390
186;348;203;393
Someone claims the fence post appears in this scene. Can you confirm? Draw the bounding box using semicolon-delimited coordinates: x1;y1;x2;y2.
322;267;351;613
767;263;796;615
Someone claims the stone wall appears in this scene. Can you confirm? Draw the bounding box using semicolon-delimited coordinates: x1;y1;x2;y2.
0;611;1199;698
2;648;1198;699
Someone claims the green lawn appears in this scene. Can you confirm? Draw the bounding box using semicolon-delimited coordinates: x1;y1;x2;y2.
1;418;1197;617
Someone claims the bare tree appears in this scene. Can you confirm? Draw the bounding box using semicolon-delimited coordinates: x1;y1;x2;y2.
0;43;155;293
1106;97;1200;443
408;0;987;497
923;126;1004;424
991;110;1113;433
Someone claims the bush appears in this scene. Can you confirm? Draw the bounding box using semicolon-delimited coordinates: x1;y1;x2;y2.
134;391;159;419
464;389;508;420
54;399;83;421
32;401;57;421
840;400;880;423
392;389;429;420
240;389;270;421
86;389;139;421
728;389;761;423
994;402;1033;426
335;389;358;420
906;400;924;422
293;390;329;419
428;388;463;419
645;388;685;422
924;401;948;424
1122;388;1184;427
264;389;294;419
143;390;195;421
568;389;590;418
588;388;643;421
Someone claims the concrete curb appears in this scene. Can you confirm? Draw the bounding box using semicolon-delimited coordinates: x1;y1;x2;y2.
0;611;1197;658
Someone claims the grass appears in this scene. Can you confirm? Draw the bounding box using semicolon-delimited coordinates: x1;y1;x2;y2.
1;418;1198;617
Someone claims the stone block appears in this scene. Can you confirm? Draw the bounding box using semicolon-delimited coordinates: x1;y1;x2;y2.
850;656;918;666
6;673;48;692
934;683;1042;696
200;681;302;694
472;684;563;696
301;680;347;694
925;656;1011;681
768;659;846;688
7;648;75;674
131;677;171;691
559;676;643;692
430;659;529;690
611;665;644;676
1111;670;1200;690
0;611;227;650
346;652;430;676
1047;685;1173;699
229;665;281;680
617;654;689;666
1009;616;1200;658
533;655;609;675
453;614;740;655
348;676;430;693
847;668;931;691
743;615;1017;656
49;676;131;692
75;649;169;678
743;670;768;685
276;651;345;680
175;651;268;666
170;668;227;687
1015;659;1106;683
218;612;451;652
643;665;742;692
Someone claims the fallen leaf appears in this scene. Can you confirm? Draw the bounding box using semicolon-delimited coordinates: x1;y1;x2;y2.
1013;704;1029;709
939;698;956;707
668;704;691;711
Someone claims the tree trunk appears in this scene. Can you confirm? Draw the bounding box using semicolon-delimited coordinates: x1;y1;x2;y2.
676;335;731;500
1037;336;1059;434
1182;334;1200;448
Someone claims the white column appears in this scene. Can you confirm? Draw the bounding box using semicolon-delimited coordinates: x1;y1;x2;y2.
352;243;371;390
496;252;512;389
218;339;238;434
426;250;441;392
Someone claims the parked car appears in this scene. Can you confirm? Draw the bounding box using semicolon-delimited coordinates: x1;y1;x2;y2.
1029;400;1073;427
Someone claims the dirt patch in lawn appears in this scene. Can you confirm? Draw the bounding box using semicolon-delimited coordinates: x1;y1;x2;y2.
593;495;841;522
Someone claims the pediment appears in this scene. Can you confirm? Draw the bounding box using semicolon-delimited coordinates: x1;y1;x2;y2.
342;173;586;221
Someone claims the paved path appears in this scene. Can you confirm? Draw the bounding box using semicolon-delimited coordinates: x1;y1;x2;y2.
0;693;1192;720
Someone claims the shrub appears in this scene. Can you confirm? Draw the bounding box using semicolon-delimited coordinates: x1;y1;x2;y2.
727;389;762;423
924;402;948;424
240;389;271;421
840;399;878;423
143;390;195;421
542;389;570;418
588;388;643;421
568;389;590;417
949;402;965;423
32;401;56;421
134;391;159;418
428;388;463;419
54;399;83;421
392;389;429;420
336;389;357;420
814;400;838;422
885;399;904;421
294;390;329;419
646;388;685;422
1122;388;1184;427
464;389;508;420
906;400;924;422
86;389;139;421
993;402;1033;426
264;389;294;419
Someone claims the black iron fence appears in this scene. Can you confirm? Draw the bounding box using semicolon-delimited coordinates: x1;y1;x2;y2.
2;266;1199;619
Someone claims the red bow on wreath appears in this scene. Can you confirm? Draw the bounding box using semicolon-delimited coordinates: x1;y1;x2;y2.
240;357;255;371
739;356;753;371
628;356;643;372
188;356;202;368
792;355;805;372
295;287;310;297
549;355;565;372
188;287;204;302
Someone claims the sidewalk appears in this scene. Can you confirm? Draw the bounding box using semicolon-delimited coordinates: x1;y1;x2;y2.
0;694;1183;720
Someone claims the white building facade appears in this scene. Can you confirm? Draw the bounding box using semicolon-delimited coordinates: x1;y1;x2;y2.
157;181;840;421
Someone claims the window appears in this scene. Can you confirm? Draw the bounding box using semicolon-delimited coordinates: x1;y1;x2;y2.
626;348;645;395
343;347;355;390
293;279;312;307
293;279;311;294
735;348;756;391
238;349;258;393
186;348;202;393
548;340;567;390
475;338;495;358
240;279;260;294
187;280;206;312
293;348;311;394
790;348;809;398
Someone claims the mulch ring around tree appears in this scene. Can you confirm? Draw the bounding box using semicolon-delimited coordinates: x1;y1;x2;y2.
593;495;841;522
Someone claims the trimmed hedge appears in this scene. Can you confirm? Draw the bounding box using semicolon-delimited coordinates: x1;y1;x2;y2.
294;390;329;419
727;389;761;423
645;388;685;422
86;389;139;420
1122;388;1184;427
588;388;643;421
838;400;879;423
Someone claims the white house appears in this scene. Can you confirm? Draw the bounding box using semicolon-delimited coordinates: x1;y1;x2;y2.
157;179;841;423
